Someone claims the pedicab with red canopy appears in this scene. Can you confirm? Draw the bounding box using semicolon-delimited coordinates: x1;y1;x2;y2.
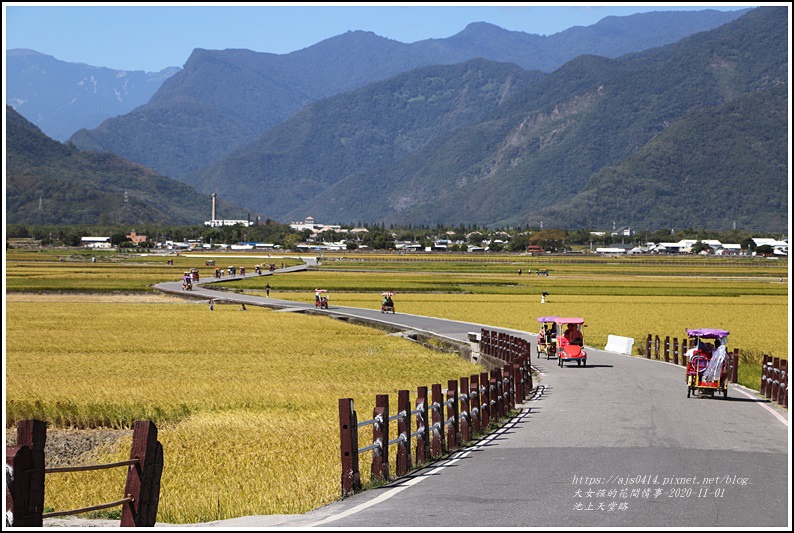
685;328;730;399
556;317;587;367
315;289;329;309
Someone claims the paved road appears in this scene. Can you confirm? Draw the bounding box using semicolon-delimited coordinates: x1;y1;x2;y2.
152;266;790;528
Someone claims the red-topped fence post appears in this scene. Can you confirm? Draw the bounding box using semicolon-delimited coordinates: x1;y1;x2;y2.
338;398;361;497
396;390;412;477
371;394;389;482
446;379;459;452
469;374;481;435
121;420;163;527
479;371;490;430
431;384;446;458
459;377;471;443
13;420;46;527
415;387;429;466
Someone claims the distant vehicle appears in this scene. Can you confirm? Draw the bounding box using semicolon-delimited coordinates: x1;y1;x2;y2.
315;289;329;309
381;292;396;314
526;245;545;255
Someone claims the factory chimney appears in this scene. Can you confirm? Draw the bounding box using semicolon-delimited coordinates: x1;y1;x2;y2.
212;193;217;221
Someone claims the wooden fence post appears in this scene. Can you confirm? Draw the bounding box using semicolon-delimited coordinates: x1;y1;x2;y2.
673;337;679;365
646;334;652;358
771;358;780;402
681;338;689;366
431;384;446;458
760;354;769;395
338;398;361;497
459;377;471;443
491;369;503;421
513;361;523;403
731;348;740;383
6;446;34;527
469;375;481;435
778;360;787;407
664;336;670;362
479;372;490;430
14;419;46;527
446;380;459;452
502;364;512;412
654;335;660;360
121;420;163;527
370;394;389;482
526;357;534;394
396;390;411;477
415;387;429;466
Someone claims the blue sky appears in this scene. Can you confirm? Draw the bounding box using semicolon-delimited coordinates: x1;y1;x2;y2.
3;2;759;72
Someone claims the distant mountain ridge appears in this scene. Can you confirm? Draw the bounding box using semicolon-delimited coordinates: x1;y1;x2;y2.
186;6;788;232
5;106;247;226
66;8;749;181
6;49;180;141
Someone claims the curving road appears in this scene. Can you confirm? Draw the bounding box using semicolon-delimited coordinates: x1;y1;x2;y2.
153;263;790;528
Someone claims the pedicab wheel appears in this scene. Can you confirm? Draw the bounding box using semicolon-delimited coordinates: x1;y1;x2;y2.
687;387;692;398
577;360;581;366
723;387;728;399
583;359;587;367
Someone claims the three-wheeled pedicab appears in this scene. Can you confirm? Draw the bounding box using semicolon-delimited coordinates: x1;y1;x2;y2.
536;316;558;359
182;272;193;290
556;317;587;367
685;328;730;399
315;289;329;309
381;292;396;314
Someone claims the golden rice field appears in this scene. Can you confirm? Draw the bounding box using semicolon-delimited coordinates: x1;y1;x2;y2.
5;294;483;523
3;249;789;523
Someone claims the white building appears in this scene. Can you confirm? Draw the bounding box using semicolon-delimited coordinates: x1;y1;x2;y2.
81;236;112;248
289;216;344;234
205;219;253;227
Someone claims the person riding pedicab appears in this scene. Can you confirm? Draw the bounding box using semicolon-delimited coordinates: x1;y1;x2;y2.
564;323;583;346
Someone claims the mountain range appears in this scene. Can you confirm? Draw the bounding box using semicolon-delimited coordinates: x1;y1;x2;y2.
189;6;788;231
64;8;749;181
6;49;180;141
5;106;247;226
6;7;787;231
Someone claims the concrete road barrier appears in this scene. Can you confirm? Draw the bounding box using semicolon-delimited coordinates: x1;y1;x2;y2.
604;334;634;354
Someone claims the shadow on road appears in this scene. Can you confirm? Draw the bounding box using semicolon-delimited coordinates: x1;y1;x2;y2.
557;364;614;369
691;395;777;404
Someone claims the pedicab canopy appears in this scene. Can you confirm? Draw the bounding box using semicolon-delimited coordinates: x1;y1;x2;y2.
536;316;559;323
555;317;585;326
382;292;395;297
686;328;730;338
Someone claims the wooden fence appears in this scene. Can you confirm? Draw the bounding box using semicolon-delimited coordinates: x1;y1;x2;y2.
760;355;788;408
338;354;533;497
5;419;163;527
478;329;532;362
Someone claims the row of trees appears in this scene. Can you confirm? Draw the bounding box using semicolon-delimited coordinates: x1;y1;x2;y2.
6;222;784;253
